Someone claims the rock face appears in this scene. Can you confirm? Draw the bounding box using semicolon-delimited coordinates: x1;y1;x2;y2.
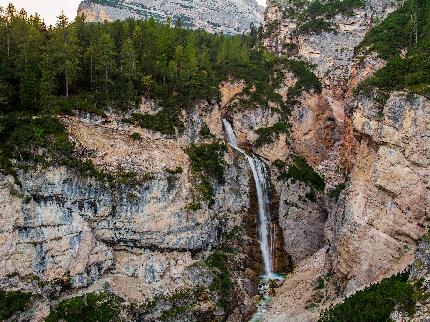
0;86;292;320
77;0;264;34
1;1;429;321
260;0;430;321
332;93;430;292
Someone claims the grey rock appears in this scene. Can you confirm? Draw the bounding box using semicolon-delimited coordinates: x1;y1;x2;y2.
78;0;264;34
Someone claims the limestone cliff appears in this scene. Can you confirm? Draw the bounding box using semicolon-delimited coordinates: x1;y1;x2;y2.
77;0;264;34
1;0;429;321
260;0;430;321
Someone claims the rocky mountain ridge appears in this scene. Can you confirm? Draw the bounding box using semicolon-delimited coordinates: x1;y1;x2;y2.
77;0;264;34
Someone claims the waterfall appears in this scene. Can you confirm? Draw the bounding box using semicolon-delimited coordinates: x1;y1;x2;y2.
223;120;274;277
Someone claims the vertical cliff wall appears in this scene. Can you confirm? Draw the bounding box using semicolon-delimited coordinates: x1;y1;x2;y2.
260;0;430;320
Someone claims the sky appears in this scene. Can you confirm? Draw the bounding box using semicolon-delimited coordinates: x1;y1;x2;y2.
0;0;266;26
0;0;82;26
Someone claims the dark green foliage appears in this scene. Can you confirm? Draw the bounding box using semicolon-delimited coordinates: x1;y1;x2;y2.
0;114;74;166
130;132;142;140
357;53;430;96
160;305;192;321
285;155;325;191
273;159;287;169
296;19;335;35
196;178;214;202
283;59;322;101
0;6;287;177
186;142;225;183
305;188;317;202
186;142;225;205
315;276;325;290
282;0;365;35
45;292;122;322
355;0;430;96
199;123;214;139
357;0;430;60
186;201;202;210
127;112;178;135
0;291;32;320
230;49;288;112
166;166;183;174
329;182;346;201
255;122;288;147
251;59;321;148
206;251;233;308
319;272;416;322
301;0;365;20
226;225;243;241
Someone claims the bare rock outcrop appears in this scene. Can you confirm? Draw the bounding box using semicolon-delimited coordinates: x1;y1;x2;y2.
77;0;264;35
331;93;430;292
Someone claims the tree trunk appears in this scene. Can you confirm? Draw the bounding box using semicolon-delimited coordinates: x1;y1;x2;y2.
65;66;69;97
90;55;93;84
105;63;108;94
7;34;10;59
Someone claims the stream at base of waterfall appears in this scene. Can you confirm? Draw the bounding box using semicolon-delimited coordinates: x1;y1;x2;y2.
223;120;285;321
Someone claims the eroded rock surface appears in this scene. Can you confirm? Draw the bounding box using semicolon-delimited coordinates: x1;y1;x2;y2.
78;0;264;35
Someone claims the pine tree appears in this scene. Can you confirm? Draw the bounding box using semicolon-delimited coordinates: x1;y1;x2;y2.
84;42;97;85
216;38;228;66
95;33;115;94
52;12;80;97
5;3;16;59
174;45;184;78
120;38;137;83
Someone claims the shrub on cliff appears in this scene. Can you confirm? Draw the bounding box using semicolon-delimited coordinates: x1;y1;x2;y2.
186;142;225;184
46;292;123;322
355;0;430;96
281;0;365;35
319;272;415;322
283;155;325;191
0;291;32;320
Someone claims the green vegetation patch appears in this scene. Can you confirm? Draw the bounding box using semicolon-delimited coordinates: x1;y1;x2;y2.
0;291;32;320
283;155;325;191
186;142;225;183
186;142;225;206
252;59;321;148
300;0;365;20
125;111;179;136
319;272;415;322
305;188;317;202
355;0;430;96
46;292;123;322
0;7;291;176
199;123;214;139
357;53;430;96
255;122;288;147
160;305;193;321
283;59;322;102
278;0;365;35
296;19;336;35
329;182;346;201
206;251;233;308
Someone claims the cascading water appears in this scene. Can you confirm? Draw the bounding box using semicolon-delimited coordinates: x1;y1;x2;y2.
223;120;274;276
223;120;283;321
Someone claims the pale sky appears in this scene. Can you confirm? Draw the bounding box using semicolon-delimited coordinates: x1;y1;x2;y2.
0;0;266;26
0;1;82;26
